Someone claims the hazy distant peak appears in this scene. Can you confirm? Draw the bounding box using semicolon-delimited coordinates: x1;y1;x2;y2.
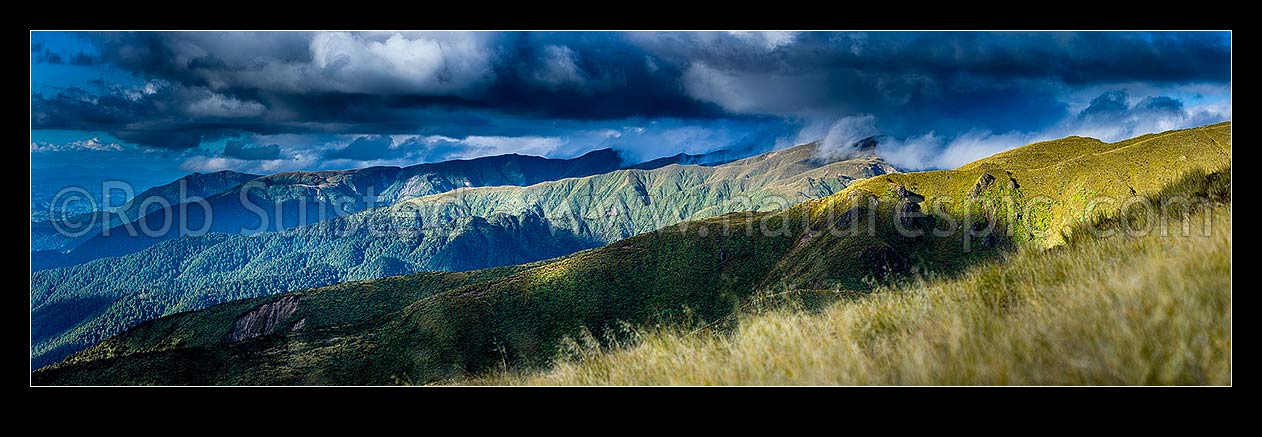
167;167;261;186
852;135;883;154
575;147;618;158
188;169;258;177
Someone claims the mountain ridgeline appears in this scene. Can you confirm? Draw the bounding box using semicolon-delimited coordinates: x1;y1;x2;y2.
31;149;626;271
30;171;261;252
31;122;1231;385
30;141;894;368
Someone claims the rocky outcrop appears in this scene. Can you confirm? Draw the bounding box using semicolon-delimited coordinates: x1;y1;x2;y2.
896;185;925;203
226;295;300;342
895;185;927;231
964;174;1007;248
968;173;997;198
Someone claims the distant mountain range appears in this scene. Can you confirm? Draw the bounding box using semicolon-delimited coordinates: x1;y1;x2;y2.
31;146;775;265
624;148;739;170
31;171;261;252
30;140;894;368
31;149;626;271
32;122;1231;385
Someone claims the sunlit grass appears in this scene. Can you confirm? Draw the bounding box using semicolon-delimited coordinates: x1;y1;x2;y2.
476;205;1230;386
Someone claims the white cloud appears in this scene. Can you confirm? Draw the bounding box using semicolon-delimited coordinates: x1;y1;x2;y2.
632;31;800;54
796;114;1004;169
792;116;1050;171
1071;100;1230;143
178;156;238;172
793;87;1232;172
873;133;942;170
644;56;660;73
301;32;495;96
726;31;799;51
187;93;266;118
681;62;839;117
179;155;311;174
379;134;571;164
462;135;566;157
213;32;496;98
861;129;1042;171
142;80;163;96
118;79;168;102
531;45;589;90
819;114;880;159
30;137;126;153
936;130;1042;169
681;62;759;114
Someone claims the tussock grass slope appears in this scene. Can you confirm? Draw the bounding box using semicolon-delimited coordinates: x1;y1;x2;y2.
478;204;1230;385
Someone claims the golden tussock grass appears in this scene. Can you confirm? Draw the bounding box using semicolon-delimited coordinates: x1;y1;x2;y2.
476;206;1231;386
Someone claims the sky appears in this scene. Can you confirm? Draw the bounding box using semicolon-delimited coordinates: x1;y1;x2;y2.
31;31;1232;194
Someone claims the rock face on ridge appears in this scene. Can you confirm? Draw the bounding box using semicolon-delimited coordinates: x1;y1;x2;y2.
226;295;300;342
895;185;927;231
968;173;997;199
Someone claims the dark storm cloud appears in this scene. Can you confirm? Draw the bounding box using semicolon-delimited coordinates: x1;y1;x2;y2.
69;52;99;66
646;32;1230;85
223;140;282;160
471;32;726;120
397;136;468;163
32;43;64;64
111;129;206;150
636;32;1229;125
1078;90;1132;121
31;31;1231;153
1134;95;1185;114
325;135;395;161
30;84;244;149
32;40;98;66
1077;90;1189;124
1059;89;1223;150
